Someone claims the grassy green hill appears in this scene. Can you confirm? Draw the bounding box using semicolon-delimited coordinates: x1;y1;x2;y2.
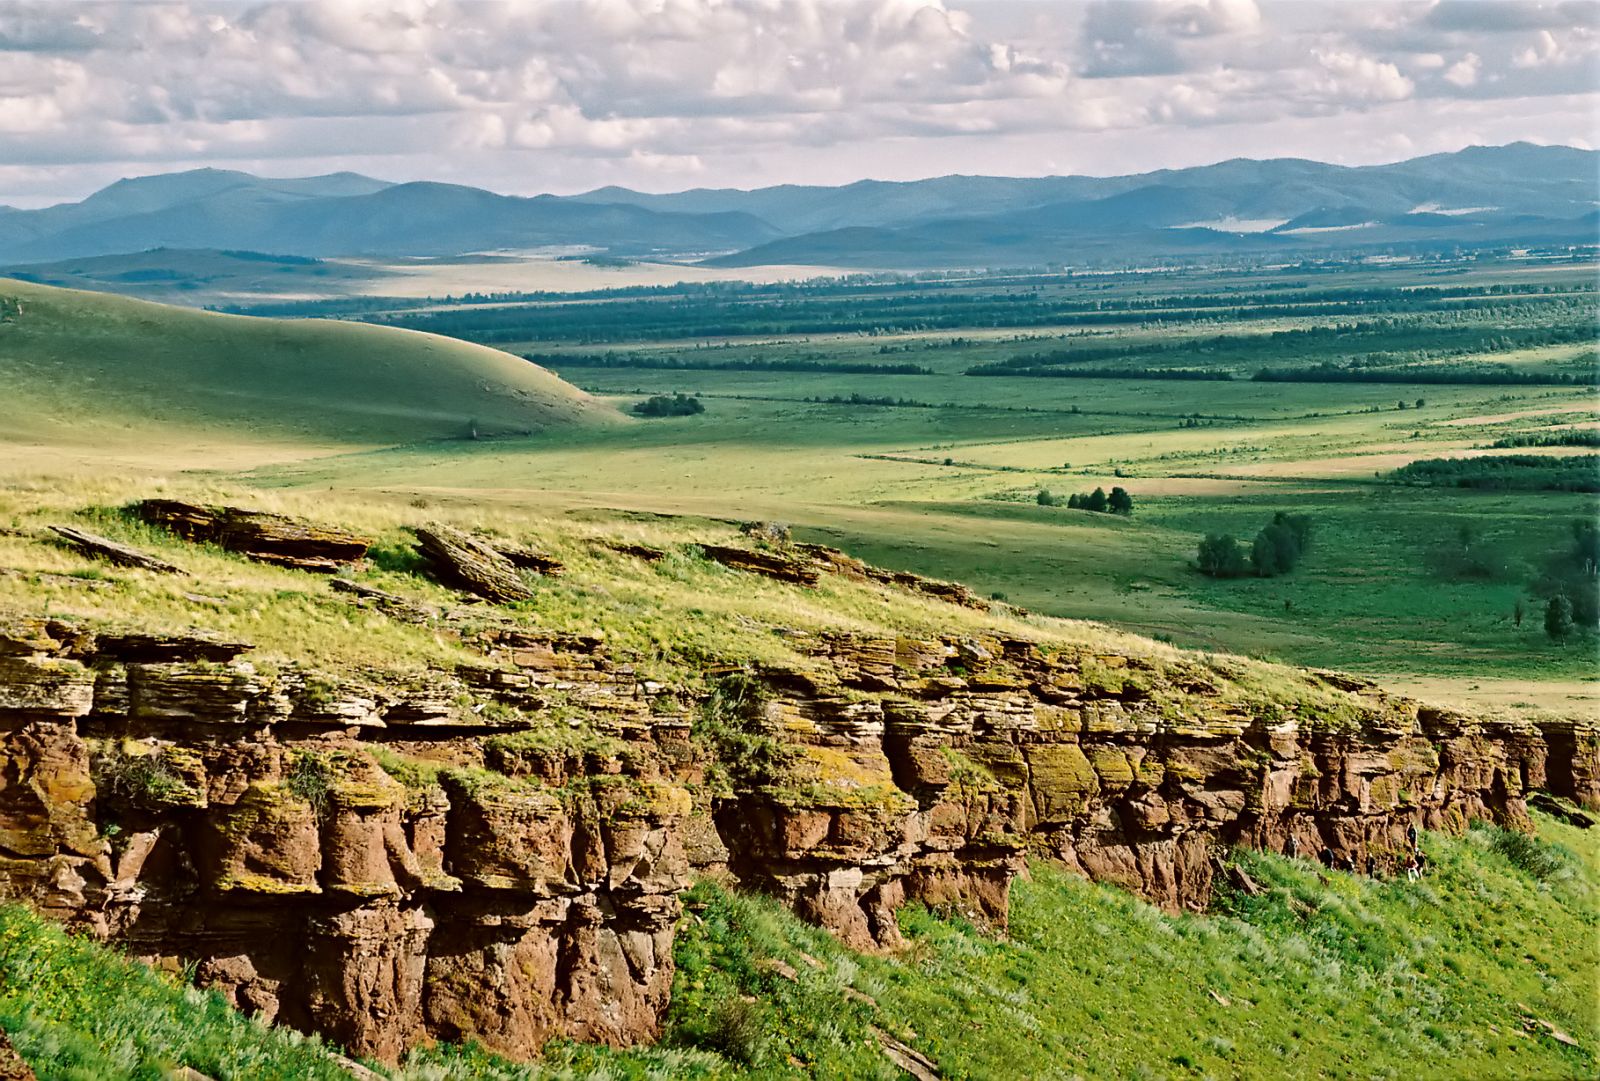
0;279;618;452
2;814;1593;1080
1;248;397;305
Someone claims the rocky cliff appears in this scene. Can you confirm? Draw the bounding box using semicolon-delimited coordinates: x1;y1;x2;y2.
1;613;1593;1064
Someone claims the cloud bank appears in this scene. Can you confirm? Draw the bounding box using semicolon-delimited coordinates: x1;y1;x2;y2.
0;0;1595;205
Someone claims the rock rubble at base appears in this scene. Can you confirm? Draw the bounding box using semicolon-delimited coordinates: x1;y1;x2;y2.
0;613;1593;1063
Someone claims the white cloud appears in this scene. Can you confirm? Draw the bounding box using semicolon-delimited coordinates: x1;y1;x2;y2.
1442;52;1481;88
0;0;1591;205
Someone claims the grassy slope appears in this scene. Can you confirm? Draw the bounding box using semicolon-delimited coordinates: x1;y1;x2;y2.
236;379;1599;695
0;481;1594;1078
0;278;617;449
3;815;1593;1080
1;249;397;306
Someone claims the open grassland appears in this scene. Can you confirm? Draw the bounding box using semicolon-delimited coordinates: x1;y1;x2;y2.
223;254;1593;702
2;250;866;307
3;258;1595;708
5;813;1594;1080
234;378;1598;699
0;278;616;452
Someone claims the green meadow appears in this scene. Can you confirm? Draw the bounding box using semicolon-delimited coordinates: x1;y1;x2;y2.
207;255;1599;708
6;257;1593;702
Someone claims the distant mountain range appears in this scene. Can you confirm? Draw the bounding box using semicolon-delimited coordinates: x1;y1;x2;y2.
1;143;1594;271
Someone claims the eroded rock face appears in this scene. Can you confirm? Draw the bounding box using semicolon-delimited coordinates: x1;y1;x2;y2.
0;614;1591;1063
721;631;1591;938
0;618;689;1062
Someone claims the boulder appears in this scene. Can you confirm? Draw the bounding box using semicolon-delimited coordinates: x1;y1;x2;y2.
414;524;534;604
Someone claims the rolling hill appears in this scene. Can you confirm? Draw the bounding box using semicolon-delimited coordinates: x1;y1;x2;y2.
0;278;618;449
587;142;1597;233
3;144;1594;274
0;170;779;264
0;248;397;304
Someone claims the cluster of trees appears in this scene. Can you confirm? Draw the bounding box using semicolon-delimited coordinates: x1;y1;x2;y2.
1038;486;1133;514
1537;520;1599;640
970;310;1593;380
1387;455;1600;493
632;393;705;418
1196;512;1313;578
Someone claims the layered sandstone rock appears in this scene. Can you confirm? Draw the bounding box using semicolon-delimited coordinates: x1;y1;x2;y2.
0;617;688;1061
0;613;1591;1063
133;500;371;572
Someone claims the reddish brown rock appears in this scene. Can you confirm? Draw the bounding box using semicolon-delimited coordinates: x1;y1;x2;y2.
48;525;185;575
0;1029;35;1081
0;613;1593;1065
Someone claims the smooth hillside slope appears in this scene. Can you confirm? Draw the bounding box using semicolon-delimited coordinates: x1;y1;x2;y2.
0;278;618;449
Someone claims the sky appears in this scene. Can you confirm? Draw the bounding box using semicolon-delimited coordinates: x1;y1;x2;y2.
1;0;1596;207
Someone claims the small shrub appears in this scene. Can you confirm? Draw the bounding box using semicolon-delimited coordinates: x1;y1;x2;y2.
1544;594;1574;640
284;751;335;814
95;748;194;807
1485;826;1571;881
695;996;767;1066
696;674;794;792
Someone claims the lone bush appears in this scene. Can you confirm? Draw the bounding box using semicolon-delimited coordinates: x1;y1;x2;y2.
696;674;794;792
95;748;194;808
1545;594;1574;640
285;751;335;814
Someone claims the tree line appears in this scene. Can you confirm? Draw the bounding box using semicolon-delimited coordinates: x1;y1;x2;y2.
1387;455;1600;493
527;352;934;375
1038;486;1134;514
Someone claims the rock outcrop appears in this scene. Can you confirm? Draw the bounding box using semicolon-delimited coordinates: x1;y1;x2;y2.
133;501;371;572
414;524;538;603
699;539;991;610
0;614;1591;1064
47;525;186;575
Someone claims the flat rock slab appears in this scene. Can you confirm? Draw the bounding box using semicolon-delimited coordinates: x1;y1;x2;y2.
48;525;184;575
92;631;253;664
700;544;821;587
605;541;666;563
132;500;370;573
414;524;533;604
493;540;565;576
